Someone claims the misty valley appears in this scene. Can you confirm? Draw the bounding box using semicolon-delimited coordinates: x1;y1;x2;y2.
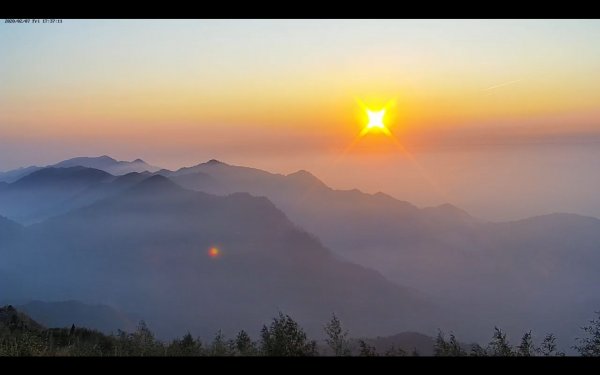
1;155;599;356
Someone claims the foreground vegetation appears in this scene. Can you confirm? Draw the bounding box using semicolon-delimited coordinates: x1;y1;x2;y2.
1;306;599;356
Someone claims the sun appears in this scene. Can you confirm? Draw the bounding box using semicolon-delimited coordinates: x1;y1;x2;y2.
360;107;392;136
366;109;386;130
356;98;395;137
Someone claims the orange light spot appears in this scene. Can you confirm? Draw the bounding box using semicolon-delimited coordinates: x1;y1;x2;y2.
208;247;220;258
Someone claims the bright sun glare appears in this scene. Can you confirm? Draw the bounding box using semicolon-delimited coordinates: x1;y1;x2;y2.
360;105;392;136
367;109;386;130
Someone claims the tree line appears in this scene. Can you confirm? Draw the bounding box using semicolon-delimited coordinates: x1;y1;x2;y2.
1;308;600;356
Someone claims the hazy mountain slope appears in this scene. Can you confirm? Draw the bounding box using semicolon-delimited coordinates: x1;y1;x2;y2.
163;160;600;345
10;166;112;189
53;155;160;175
0;217;24;305
164;160;475;238
0;167;114;224
0;305;45;332
0;166;43;183
3;175;443;340
165;161;471;262
15;300;136;334
0;156;160;184
0;215;22;243
160;161;484;287
167;160;344;199
0;169;153;225
3;157;597;346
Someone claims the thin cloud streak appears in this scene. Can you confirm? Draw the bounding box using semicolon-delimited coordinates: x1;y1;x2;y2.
483;79;524;92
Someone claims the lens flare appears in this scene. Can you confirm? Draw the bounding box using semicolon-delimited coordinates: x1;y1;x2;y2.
208;247;220;258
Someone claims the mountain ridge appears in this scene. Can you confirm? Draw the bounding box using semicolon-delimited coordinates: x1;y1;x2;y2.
15;300;137;334
2;157;600;345
152;159;600;345
0;156;160;183
2;173;443;339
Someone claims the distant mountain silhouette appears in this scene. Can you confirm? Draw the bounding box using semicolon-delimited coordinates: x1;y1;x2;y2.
0;156;160;183
111;171;153;186
285;169;329;190
0;168;157;224
159;160;600;344
53;155;160;175
2;157;600;347
0;166;44;184
129;174;182;193
0;167;114;224
1;175;442;339
0;305;45;332
11;166;112;189
15;300;136;334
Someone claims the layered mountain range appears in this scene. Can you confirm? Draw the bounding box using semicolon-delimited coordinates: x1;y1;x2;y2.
1;156;598;346
0;156;159;184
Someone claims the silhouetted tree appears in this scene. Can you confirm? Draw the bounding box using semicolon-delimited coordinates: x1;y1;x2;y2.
488;327;513;356
260;313;317;356
358;340;377;356
167;332;203;356
448;333;466;356
469;343;487;356
540;333;563;356
130;321;163;356
8;304;600;357
574;311;600;356
516;331;536;356
324;314;351;356
434;330;466;356
434;330;449;356
235;330;257;356
384;345;407;356
209;330;235;356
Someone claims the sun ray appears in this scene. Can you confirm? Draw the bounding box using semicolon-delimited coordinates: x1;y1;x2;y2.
329;98;452;203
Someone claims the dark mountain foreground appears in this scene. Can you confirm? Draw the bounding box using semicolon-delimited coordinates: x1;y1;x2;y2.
15;300;137;334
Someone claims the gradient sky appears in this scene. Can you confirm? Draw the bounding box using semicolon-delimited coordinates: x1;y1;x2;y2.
2;20;600;219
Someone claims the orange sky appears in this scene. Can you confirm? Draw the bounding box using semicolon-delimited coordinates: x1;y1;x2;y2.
2;20;600;220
